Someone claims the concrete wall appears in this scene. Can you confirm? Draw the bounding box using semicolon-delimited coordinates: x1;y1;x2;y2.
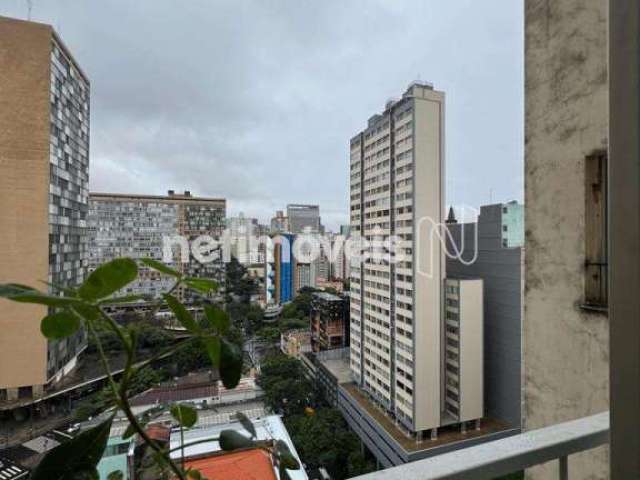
525;1;609;478
447;204;523;429
458;279;484;423
412;89;445;431
0;17;52;390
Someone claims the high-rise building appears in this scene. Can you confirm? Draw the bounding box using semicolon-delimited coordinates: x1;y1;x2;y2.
88;191;225;300
226;213;263;265
349;82;455;436
330;232;349;281
287;204;320;233
265;233;294;305
294;260;315;291
446;203;524;430
0;16;90;401
270;210;289;234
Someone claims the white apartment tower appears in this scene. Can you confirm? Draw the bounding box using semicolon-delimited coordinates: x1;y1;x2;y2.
349;82;447;436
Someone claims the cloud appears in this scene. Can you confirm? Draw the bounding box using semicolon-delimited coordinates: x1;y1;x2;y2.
1;0;523;230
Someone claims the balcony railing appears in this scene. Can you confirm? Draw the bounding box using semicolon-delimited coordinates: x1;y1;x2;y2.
350;411;609;480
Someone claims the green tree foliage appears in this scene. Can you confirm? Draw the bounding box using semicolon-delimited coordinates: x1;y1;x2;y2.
225;257;258;303
0;258;248;480
257;354;316;416
257;353;374;479
87;320;173;354
256;326;281;344
281;287;316;319
286;409;375;479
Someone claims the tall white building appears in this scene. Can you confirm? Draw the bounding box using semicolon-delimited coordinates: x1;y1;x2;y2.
226;212;263;265
349;82;450;437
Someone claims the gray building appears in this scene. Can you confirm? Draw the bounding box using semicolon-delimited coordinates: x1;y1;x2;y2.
88;190;226;300
287;204;320;233
445;203;523;429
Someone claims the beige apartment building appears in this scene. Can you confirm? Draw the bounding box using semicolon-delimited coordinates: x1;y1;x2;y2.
524;0;609;478
349;82;483;438
0;16;90;401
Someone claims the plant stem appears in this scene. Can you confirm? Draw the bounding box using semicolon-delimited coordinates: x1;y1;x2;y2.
94;285;188;480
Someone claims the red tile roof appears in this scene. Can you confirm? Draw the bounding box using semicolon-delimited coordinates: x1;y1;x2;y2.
184;449;276;480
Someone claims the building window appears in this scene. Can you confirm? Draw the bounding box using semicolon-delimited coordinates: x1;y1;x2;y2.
584;151;608;309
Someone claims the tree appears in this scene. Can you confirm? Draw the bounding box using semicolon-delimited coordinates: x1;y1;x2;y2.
285;408;375;479
281;302;299;319
256;326;280;344
225;257;258;303
279;317;308;331
246;304;264;334
257;354;316;416
0;258;257;480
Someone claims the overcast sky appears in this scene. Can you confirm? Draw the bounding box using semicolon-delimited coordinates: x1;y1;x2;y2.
2;0;523;231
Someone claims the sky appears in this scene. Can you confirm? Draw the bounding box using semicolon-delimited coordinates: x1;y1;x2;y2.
2;0;523;231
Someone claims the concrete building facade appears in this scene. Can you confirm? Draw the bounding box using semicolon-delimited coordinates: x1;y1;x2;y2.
310;292;349;352
525;1;609;478
226;213;263;265
443;279;484;425
446;203;524;429
0;16;90;400
287;204;320;233
88;191;226;300
349;82;462;437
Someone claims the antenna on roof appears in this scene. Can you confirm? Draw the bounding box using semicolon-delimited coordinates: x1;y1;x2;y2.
26;0;33;20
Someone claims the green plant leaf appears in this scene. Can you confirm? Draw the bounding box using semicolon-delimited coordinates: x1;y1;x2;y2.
0;283;37;297
7;291;83;307
275;439;301;470
122;423;137;440
99;294;146;305
71;304;101;321
140;258;182;278
279;463;293;480
163;294;200;333
183;277;218;294
203;304;229;334
235;411;256;438
219;430;253;451
73;470;99;480
39;280;78;296
186;469;203;480
107;471;124;480
220;339;242;389
170;404;198;428
41;311;81;339
79;258;138;301
202;335;221;367
30;417;112;480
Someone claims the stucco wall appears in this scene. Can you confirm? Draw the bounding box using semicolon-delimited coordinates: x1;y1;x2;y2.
0;17;52;389
524;1;609;478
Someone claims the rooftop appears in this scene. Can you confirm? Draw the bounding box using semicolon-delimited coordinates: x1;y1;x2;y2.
312;291;343;302
169;414;307;480
184;449;276;480
89;191;226;205
316;351;352;384
341;383;513;454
